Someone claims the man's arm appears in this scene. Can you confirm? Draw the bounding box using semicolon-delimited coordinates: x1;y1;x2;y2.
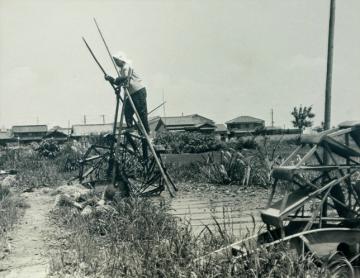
104;63;132;85
104;75;127;86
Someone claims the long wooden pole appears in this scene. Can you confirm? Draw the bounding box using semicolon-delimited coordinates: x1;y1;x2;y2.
94;18;121;78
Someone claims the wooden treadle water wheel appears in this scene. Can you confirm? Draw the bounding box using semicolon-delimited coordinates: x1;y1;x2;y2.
70;130;175;197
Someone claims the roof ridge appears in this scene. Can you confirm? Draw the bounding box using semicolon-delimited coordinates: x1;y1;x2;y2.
72;123;113;126
12;124;47;127
225;115;264;124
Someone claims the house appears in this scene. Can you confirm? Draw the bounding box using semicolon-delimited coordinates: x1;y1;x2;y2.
44;130;69;143
214;124;228;141
149;116;162;138
150;114;216;137
71;123;115;138
11;125;48;142
51;126;72;136
226;116;265;137
0;130;14;146
70;122;129;141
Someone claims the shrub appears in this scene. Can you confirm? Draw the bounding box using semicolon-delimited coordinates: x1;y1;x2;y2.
54;142;84;172
154;131;222;153
224;137;258;151
199;150;247;185
166;163;202;183
36;139;60;158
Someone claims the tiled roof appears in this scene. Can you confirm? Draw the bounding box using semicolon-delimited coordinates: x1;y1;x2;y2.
56;128;72;135
0;131;12;140
72;124;114;136
160;114;214;126
50;126;72;135
215;124;227;132
12;125;48;133
226;116;264;124
71;123;127;136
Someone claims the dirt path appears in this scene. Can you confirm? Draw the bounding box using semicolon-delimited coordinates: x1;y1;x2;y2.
0;188;54;278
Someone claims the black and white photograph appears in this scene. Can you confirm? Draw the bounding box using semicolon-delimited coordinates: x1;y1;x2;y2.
0;0;359;277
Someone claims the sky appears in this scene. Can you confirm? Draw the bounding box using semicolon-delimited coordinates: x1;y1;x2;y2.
0;0;359;129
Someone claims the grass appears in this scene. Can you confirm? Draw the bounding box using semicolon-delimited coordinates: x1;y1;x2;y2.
49;197;329;277
0;145;77;190
0;184;26;252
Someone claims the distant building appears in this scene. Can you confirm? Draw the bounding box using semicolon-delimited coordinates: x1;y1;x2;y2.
214;124;228;141
51;126;72;136
12;125;48;143
0;130;14;145
44;130;69;143
150;114;216;137
71;123;115;138
70;122;129;145
226;116;265;137
149;117;162;138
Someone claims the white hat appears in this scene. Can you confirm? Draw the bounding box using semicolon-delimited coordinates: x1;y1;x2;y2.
112;51;132;65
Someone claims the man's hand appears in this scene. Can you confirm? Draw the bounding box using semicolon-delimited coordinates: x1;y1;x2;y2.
104;74;115;83
114;76;127;86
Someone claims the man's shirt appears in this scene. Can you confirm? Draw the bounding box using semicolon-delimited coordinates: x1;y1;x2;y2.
120;63;145;94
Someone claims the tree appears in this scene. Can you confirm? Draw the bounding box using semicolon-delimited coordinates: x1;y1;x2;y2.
291;105;315;132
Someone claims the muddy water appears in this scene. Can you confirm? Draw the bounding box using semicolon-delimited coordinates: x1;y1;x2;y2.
165;185;272;237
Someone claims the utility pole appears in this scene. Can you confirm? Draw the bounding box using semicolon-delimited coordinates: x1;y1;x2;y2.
100;114;106;124
68;120;71;136
83;115;87;125
324;0;336;130
162;89;166;125
323;0;336;220
271;109;274;127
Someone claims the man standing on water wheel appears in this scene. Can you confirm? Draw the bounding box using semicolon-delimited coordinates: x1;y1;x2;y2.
104;51;150;159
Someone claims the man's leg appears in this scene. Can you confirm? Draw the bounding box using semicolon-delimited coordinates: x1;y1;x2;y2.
131;89;149;161
124;97;134;129
133;88;150;134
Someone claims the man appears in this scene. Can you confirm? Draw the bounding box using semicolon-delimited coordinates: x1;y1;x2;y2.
105;52;150;134
105;52;149;161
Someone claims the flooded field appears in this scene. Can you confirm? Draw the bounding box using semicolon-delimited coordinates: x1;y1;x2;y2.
165;184;273;237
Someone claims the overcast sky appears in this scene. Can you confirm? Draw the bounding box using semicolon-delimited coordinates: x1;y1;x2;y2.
0;0;359;129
